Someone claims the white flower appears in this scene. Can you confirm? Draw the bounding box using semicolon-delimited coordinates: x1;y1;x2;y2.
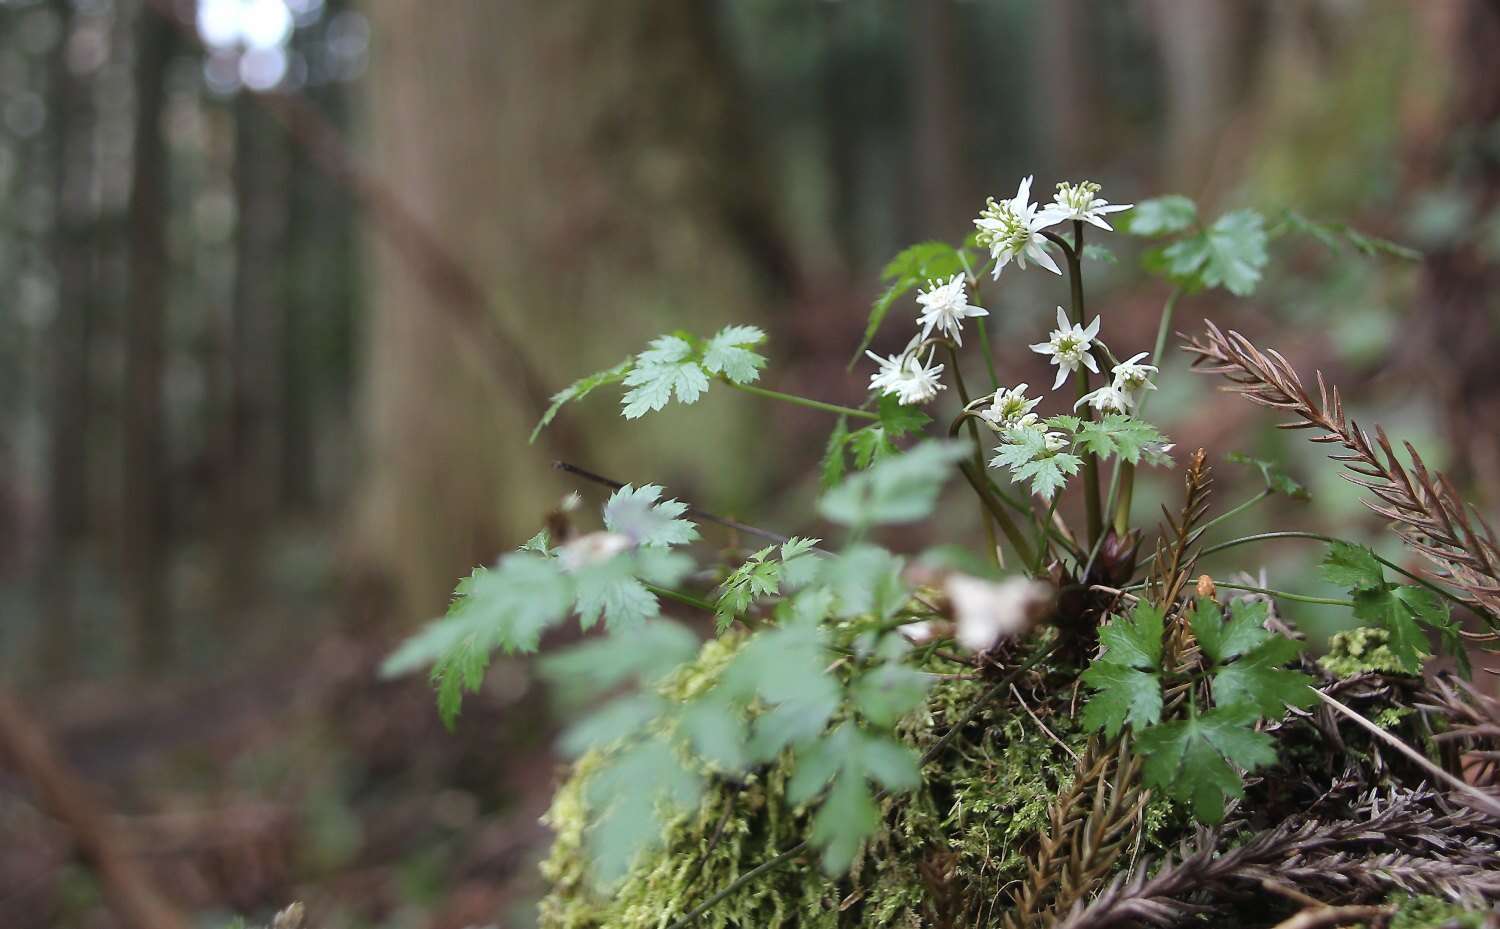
1038;180;1132;231
892;350;947;406
979;383;1040;431
1030;306;1101;389
865;349;906;394
1043;431;1070;454
1075;383;1131;414
915;274;988;346
973;176;1062;279
1111;352;1158;396
946;574;1054;653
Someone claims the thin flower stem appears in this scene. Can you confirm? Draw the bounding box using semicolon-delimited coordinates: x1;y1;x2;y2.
1112;288;1182;536
645;583;718;614
1046;223;1104;549
960;250;1001;391
1122;578;1353;608
722;379;878;420
1189;530;1474;613
947;346;1003;566
958;461;1037;569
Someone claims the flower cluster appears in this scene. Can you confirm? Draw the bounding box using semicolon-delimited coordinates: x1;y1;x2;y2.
864;177;1133;411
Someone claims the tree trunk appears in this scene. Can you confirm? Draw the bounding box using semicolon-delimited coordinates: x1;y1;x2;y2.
122;6;173;673
359;0;781;624
41;0;98;677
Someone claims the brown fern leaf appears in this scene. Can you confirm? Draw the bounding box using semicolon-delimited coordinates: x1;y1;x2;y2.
1003;737;1147;929
1182;321;1500;634
1417;675;1500;788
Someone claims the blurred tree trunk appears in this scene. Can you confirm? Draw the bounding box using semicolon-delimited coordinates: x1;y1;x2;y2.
360;1;781;624
41;0;98;676
219;96;288;603
122;8;173;673
909;0;971;238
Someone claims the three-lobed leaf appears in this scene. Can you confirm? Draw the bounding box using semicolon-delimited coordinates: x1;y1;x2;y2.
1136;704;1276;823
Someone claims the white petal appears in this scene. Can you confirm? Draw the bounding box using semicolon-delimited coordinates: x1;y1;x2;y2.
1015;174;1033;204
1055;306;1070;330
1033;246;1063;275
1099;203;1132;213
1083;316;1101;339
1029;342;1053;355
1035;205;1070;229
1053;366;1069;390
1121;352;1149;366
1085;215;1113;231
1083;354;1099;374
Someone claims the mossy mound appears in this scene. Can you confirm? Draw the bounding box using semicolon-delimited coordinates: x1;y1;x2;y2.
536;636;1179;929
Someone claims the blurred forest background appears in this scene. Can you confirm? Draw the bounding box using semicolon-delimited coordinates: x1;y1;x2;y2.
1;0;1499;926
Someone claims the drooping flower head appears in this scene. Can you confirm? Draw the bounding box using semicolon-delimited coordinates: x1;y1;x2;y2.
1030;306;1101;389
892;350;947;406
1111;352;1159;396
915;274;988;346
980;383;1040;432
1076;383;1131;415
974;176;1063;279
1038;180;1133;231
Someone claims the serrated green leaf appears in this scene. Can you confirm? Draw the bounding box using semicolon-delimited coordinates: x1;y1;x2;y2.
701;325;767;384
1273;210;1420;261
810;769;877;874
573;555;659;631
1352;587;1429;672
538;619;699;703
1210;636;1314;717
1124;195;1198;236
820;544;908;620
1189;598;1270;665
1225;451;1310;500
1082;243;1117;263
791;724;921;874
1137;704;1275;823
603;484;699;548
1014;452;1082;501
1080;663;1162;737
531;358;633;443
621;336;710;418
877;393;931;437
582;736;704;885
677;696;749;771
1097;602;1166;669
1075;414;1166;464
1320;541;1386;591
848;425;896;470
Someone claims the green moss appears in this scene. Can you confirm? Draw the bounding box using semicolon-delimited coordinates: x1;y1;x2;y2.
1388;893;1489;929
1318;627;1410;678
537;640;1179;929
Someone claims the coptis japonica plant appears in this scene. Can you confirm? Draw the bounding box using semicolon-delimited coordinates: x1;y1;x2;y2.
385;179;1500;929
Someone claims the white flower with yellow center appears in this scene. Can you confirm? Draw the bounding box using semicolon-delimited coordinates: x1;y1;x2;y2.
974;176;1063;279
1030;306;1101;389
979;383;1040;432
1038;180;1133;231
916;274;988;346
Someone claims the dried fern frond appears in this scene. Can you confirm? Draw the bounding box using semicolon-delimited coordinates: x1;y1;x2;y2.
1053;786;1499;929
1417;674;1500;787
1003;736;1147;929
1182;321;1500;632
1149;448;1214;614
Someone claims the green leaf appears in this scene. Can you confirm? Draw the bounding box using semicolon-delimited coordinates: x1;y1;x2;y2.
1320;541;1386;591
1226;452;1310;500
809;769;877;875
818;440;967;527
1353;587;1429;672
531;358;633;443
1156;209;1269;296
790;724;921;874
713;539;821;631
603;484;699;548
820;416;851;489
1080;663;1162;737
877;393;931;437
1211;636;1315;717
1137;704;1276;823
677;697;750;771
990;428;1082;501
1097;602;1166;670
1189;598;1271;665
1273;210;1420;262
848;426;897;470
852;241;967;363
1082;243;1118;264
538;619;699;704
1075;414;1167;465
573;553;670;631
1124;195;1198;236
701;325;767;384
621;335;710;419
852;661;932;727
582;736;704;885
820;544;908;620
